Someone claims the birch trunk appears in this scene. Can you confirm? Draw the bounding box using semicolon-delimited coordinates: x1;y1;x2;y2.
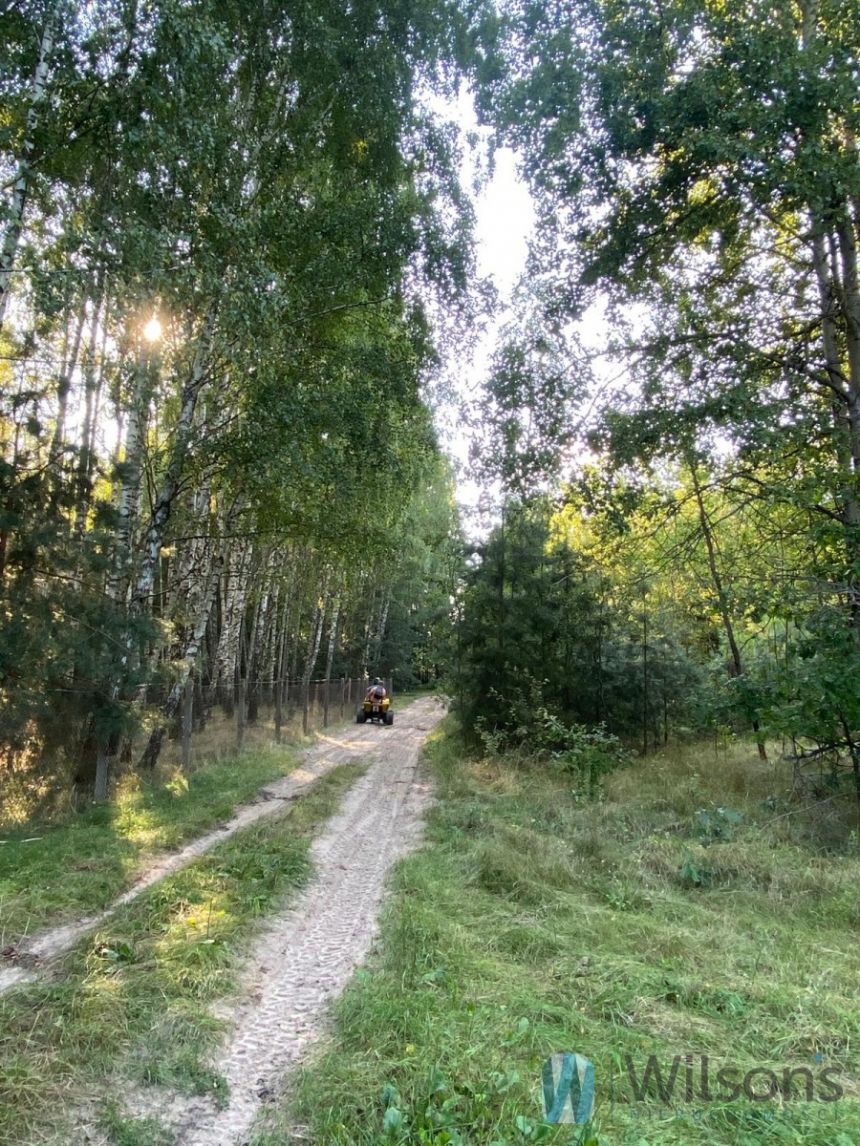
131;309;216;615
243;574;266;726
373;586;391;669
361;586;376;674
73;284;108;545
48;295;87;494
0;0;59;327
322;595;341;727
212;538;251;698
108;350;154;605
301;572;330;734
138;550;223;769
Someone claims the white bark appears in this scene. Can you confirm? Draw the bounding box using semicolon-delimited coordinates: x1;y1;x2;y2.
131;308;216;613
0;1;60;327
213;537;252;693
138;549;224;769
322;595;340;726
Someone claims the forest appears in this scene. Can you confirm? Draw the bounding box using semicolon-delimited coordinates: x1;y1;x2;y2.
0;0;469;812
3;0;859;818
2;2;860;1142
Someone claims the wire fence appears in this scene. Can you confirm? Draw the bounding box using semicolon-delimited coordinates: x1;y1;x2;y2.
172;675;396;768
0;676;400;826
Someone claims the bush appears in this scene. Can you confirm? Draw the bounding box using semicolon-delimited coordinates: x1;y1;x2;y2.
474;681;628;791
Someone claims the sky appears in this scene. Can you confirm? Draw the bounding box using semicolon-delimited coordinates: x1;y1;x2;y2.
430;89;535;527
430;89;620;532
473;146;535;295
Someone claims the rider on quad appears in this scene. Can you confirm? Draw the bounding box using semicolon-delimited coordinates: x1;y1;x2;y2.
358;677;393;725
366;677;386;702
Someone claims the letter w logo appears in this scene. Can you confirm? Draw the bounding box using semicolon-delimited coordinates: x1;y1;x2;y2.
542;1054;595;1124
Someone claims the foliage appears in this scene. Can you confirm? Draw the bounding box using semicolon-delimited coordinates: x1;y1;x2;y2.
464;0;860;791
0;0;486;796
453;495;710;755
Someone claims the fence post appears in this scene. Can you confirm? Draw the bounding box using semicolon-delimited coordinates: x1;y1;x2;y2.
340;676;345;719
275;676;283;743
94;739;111;801
324;677;331;728
181;676;194;770
237;675;247;750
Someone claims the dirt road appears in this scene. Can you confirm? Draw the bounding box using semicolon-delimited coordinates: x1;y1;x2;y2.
108;695;440;1143
119;694;440;1145
0;697;440;1001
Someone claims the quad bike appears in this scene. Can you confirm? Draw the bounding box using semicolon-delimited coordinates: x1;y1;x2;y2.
357;692;393;725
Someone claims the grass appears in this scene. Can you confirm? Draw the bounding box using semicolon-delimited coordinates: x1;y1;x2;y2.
0;762;366;1145
0;735;310;942
248;722;860;1146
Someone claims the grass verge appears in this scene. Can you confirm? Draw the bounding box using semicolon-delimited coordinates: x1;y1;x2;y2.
255;721;860;1146
0;742;307;942
0;762;365;1145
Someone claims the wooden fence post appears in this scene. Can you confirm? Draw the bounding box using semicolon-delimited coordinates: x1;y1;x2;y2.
237;675;247;750
275;676;283;743
181;676;194;770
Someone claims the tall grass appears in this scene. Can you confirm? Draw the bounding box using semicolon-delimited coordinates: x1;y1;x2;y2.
267;723;860;1146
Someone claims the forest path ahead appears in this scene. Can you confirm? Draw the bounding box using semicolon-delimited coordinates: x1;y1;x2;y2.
0;696;441;1000
119;694;442;1146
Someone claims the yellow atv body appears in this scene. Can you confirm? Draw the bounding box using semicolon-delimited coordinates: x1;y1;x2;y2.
357;694;393;725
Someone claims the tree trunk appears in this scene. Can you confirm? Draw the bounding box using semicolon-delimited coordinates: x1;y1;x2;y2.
181;676;194;770
244;583;264;726
642;601;648;757
108;347;155;605
689;463;768;759
138;552;223;769
74;287;109;547
301;573;329;734
49;295;87;503
322;596;341;727
274;591;290;742
0;0;59;327
213;538;251;702
131;308;216;615
94;741;111;802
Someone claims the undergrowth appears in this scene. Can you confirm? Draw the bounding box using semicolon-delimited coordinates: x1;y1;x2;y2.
254;720;860;1146
0;762;365;1145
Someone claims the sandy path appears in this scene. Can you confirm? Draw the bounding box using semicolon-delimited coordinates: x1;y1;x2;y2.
0;699;436;998
125;694;441;1146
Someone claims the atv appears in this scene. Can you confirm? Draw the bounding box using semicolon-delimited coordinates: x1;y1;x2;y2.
357;693;393;726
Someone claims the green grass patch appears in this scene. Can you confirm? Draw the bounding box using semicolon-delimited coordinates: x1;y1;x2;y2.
0;762;365;1146
0;744;304;941
256;723;860;1146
